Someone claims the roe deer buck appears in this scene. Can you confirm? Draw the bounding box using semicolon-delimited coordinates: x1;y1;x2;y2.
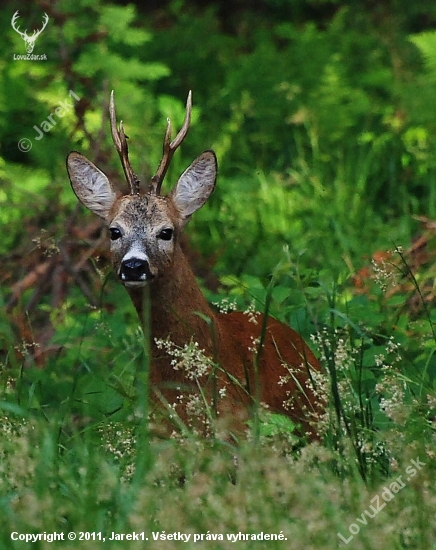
66;92;322;440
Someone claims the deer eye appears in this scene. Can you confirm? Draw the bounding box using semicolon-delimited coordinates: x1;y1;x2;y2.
157;228;174;241
109;227;122;241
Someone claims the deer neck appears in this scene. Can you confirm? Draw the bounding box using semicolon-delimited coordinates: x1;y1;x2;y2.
126;245;219;355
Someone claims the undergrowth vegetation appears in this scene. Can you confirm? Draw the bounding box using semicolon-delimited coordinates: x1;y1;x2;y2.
1;0;436;548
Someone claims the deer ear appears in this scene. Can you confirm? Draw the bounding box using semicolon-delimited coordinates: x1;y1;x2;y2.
67;152;117;220
171;150;217;223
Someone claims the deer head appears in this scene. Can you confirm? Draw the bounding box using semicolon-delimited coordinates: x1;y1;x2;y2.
66;92;217;288
11;11;49;54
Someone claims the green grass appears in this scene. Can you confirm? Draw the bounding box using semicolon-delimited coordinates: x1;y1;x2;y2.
0;411;434;549
2;139;436;547
2;160;436;550
1;246;436;549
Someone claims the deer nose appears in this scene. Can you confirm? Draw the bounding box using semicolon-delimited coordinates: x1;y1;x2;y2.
120;258;154;282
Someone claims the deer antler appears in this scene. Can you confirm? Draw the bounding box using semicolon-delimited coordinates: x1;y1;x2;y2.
151;91;192;195
109;90;140;195
11;11;27;39
33;13;49;40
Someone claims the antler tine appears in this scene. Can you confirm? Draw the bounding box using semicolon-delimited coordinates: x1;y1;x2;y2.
11;11;26;38
109;90;140;195
32;13;49;38
151;91;192;195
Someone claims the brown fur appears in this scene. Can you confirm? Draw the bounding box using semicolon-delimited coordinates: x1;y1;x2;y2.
128;245;321;440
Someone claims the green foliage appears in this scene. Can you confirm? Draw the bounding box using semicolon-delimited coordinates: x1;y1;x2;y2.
2;0;436;546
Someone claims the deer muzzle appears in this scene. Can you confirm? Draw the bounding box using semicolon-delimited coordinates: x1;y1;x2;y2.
119;257;154;285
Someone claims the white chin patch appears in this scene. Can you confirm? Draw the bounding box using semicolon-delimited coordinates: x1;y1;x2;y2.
120;272;146;281
123;280;149;288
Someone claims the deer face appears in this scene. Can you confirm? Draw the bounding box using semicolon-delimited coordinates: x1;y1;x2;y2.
107;194;179;287
66;151;217;288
